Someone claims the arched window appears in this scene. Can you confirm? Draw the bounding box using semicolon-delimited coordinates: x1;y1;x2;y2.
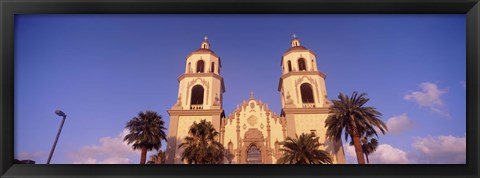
196;60;205;73
287;61;292;72
247;145;261;164
300;83;314;103
190;85;204;105
211;62;215;73
187;62;191;73
298;58;306;71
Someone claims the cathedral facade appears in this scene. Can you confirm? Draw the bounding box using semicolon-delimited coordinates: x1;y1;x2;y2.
165;36;346;164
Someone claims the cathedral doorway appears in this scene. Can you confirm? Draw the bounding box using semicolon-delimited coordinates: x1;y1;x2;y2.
247;145;262;164
240;128;271;164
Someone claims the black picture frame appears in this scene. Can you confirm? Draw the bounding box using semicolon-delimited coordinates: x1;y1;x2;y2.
1;0;479;178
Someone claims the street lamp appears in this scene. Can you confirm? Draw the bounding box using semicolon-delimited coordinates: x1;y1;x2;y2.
46;110;67;164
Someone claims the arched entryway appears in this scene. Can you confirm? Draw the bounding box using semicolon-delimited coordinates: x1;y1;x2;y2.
247;144;262;164
240;128;271;164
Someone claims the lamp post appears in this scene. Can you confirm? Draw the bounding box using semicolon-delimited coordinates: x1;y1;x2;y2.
46;110;67;164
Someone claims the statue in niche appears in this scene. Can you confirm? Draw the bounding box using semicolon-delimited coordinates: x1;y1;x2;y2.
324;94;332;105
175;96;182;106
213;93;220;106
285;91;294;105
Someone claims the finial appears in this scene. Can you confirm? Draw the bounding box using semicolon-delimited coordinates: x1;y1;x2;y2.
291;34;300;47
201;36;210;49
250;91;254;99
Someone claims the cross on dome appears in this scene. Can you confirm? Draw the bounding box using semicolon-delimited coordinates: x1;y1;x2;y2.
201;36;210;49
291;34;300;47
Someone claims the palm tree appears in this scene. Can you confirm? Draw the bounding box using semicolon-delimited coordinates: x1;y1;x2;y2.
276;133;332;164
325;91;387;164
349;135;379;164
124;111;167;164
362;137;379;164
147;150;166;164
178;119;224;164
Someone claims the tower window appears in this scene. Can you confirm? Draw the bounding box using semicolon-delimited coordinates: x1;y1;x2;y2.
190;85;204;105
196;60;205;73
287;61;292;72
211;62;215;73
298;58;306;71
187;62;191;73
300;83;314;103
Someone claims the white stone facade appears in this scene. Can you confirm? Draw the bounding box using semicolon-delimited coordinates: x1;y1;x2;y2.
166;36;346;164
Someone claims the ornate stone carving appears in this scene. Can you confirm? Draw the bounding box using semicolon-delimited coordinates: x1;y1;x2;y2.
247;115;258;127
295;76;317;88
324;94;332;105
171;95;183;110
213;93;220;106
294;76;321;105
244;128;264;141
285;91;294;105
186;78;210;105
187;78;209;91
175;96;182;106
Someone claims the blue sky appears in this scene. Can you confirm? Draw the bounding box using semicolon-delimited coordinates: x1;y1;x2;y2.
14;14;466;164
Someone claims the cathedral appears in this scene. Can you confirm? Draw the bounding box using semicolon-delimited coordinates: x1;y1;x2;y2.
165;36;346;164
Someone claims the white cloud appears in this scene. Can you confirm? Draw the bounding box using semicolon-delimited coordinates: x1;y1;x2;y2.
404;82;450;118
68;129;139;164
368;144;410;164
411;134;466;164
342;134;466;164
344;144;409;164
16;151;46;161
385;113;414;134
344;145;356;164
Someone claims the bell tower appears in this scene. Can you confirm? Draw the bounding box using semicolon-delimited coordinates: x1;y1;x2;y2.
166;36;226;164
278;34;346;164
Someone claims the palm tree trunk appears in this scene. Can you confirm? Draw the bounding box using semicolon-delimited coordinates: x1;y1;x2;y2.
352;128;366;164
140;147;147;164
